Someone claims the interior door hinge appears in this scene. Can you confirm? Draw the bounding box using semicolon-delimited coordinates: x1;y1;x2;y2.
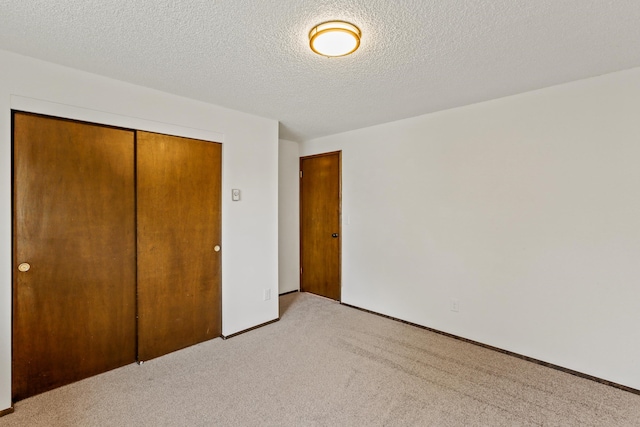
300;267;303;274
299;170;303;178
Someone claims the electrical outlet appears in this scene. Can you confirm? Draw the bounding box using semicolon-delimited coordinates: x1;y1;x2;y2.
450;299;459;313
263;289;271;301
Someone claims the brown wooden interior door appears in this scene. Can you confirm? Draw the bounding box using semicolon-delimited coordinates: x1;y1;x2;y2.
300;151;341;300
137;131;222;361
12;112;136;401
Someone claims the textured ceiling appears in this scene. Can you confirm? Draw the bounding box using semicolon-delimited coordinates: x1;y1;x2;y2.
1;0;640;142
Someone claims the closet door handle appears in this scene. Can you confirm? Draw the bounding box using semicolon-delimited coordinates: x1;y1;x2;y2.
332;233;339;238
18;262;31;272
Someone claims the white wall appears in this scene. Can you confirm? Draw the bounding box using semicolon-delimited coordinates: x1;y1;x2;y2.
300;67;640;390
0;49;279;411
278;139;300;294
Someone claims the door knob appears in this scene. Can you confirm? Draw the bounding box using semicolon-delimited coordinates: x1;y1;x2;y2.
214;245;221;252
18;262;31;272
332;233;339;238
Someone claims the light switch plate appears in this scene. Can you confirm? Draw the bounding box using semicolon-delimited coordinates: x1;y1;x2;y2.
232;189;241;201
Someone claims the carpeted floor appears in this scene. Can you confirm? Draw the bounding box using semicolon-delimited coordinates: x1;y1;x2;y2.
2;291;639;426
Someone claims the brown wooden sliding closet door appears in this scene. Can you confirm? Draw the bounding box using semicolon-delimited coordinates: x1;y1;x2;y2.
12;112;136;400
137;131;222;361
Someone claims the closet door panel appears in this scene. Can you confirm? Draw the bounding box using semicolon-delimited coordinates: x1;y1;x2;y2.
137;131;222;361
12;112;136;400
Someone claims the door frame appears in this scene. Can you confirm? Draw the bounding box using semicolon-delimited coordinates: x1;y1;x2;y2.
299;150;342;301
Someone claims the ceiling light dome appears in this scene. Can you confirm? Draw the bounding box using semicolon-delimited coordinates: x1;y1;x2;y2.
309;21;361;57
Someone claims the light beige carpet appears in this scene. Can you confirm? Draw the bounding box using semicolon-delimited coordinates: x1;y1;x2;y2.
2;292;639;426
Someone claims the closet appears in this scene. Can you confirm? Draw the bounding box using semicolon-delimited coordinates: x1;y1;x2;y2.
12;112;221;400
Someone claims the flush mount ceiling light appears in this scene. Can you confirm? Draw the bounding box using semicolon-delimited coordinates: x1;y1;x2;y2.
309;21;361;57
